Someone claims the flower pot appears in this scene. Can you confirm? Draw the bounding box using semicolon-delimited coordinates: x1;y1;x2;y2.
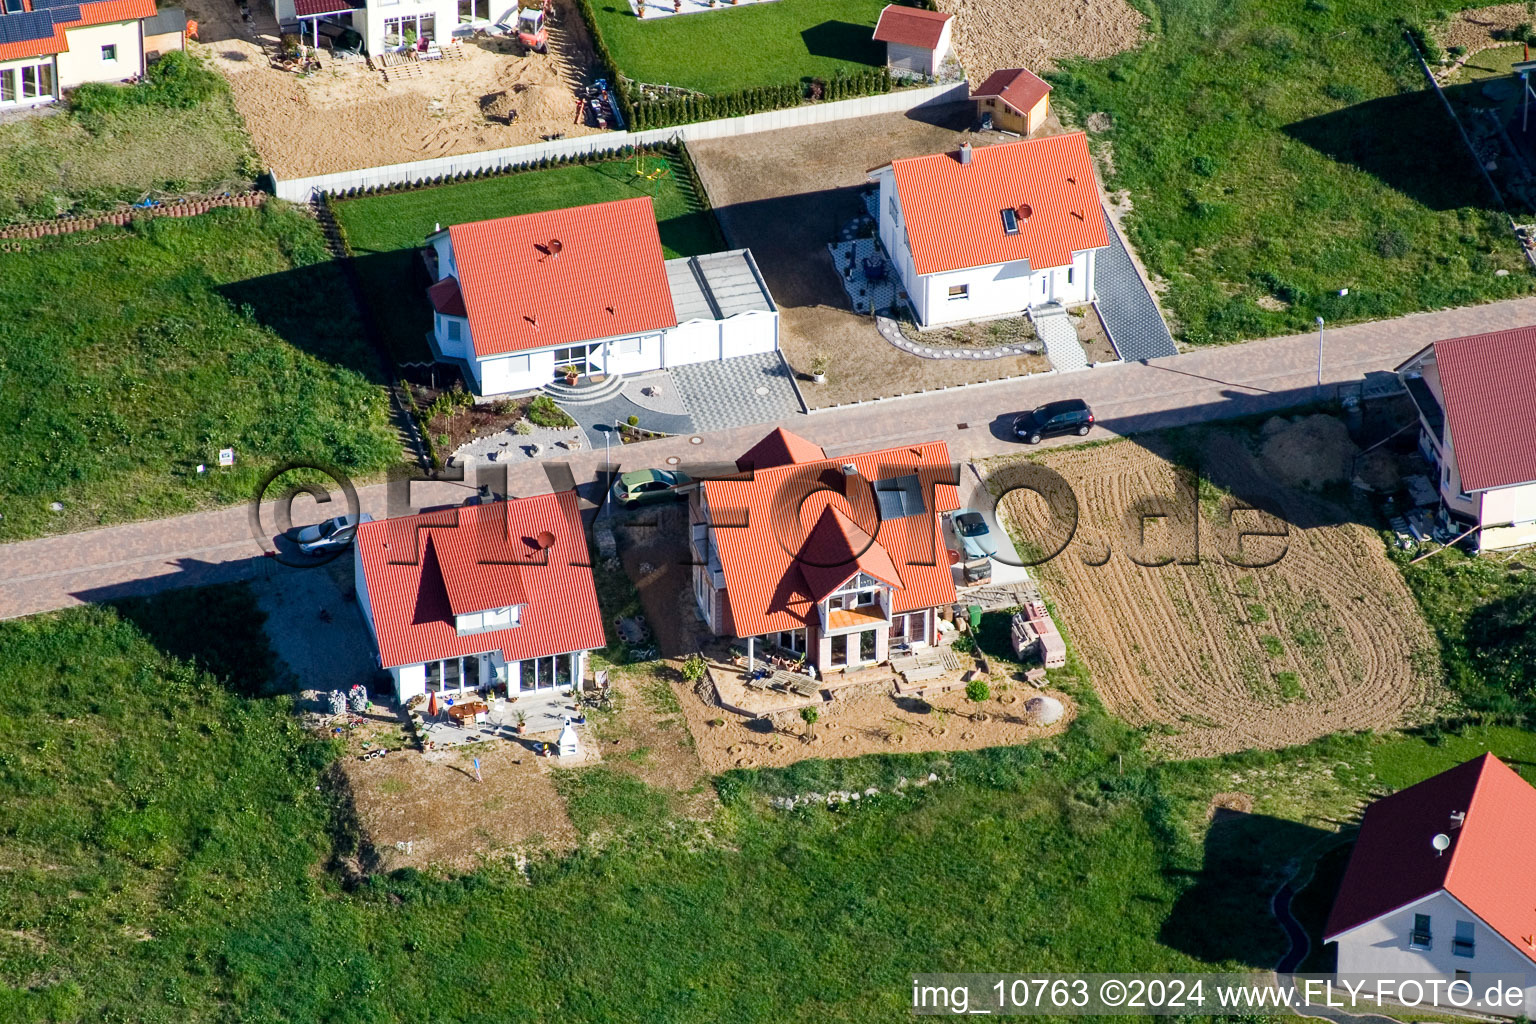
811;372;827;384
564;373;578;386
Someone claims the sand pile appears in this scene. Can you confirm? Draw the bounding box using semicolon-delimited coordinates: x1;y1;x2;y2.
1025;695;1064;725
1354;449;1402;493
1260;414;1359;491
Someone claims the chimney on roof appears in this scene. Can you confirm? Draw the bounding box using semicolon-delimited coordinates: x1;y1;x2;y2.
959;141;973;165
842;463;859;477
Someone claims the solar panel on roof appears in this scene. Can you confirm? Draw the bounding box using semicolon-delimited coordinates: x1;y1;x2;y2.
2;9;55;41
47;4;78;21
875;474;926;520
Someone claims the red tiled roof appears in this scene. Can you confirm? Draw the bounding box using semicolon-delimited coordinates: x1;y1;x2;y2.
797;505;904;601
887;132;1109;275
0;26;66;61
445;197;678;358
293;0;359;16
1324;754;1536;964
971;67;1051;116
427;275;467;317
1432;327;1536;491
702;434;960;637
734;427;826;472
355;493;605;670
0;0;153;61
871;3;951;50
64;0;157;26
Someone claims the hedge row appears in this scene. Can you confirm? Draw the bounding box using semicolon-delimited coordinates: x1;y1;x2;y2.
628;69;893;130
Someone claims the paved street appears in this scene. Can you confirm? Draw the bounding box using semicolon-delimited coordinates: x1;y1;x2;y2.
6;294;1536;620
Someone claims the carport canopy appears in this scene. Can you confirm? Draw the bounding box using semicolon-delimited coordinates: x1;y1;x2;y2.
293;0;361;48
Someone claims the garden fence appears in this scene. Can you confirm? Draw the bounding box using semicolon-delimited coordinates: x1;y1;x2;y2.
270;81;970;202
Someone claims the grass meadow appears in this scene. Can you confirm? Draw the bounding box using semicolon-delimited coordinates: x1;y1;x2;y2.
0;204;399;540
0;52;259;224
1051;0;1535;344
588;0;888;95
332;154;725;365
3;583;1533;1021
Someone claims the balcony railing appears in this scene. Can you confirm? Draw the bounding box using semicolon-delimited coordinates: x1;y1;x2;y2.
1409;932;1432;951
1452;938;1475;958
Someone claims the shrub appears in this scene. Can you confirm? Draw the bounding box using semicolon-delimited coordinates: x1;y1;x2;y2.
965;678;991;703
680;653;707;683
71;51;226;122
513;420;534;436
627;414;639;426
527;395;575;428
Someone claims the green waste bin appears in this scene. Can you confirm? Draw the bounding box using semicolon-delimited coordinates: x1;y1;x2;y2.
967;604;982;632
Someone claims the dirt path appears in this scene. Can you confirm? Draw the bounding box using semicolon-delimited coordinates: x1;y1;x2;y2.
191;0;605;178
1000;429;1440;758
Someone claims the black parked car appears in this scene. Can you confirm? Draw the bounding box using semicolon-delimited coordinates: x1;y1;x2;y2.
1012;399;1095;444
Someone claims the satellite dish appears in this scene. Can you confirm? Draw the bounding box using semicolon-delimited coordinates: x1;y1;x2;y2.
536;530;557;550
1432;833;1451;854
548;238;563;257
1017;203;1033;221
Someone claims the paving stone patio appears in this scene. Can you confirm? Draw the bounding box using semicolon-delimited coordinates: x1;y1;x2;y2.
670;352;806;432
1094;216;1178;361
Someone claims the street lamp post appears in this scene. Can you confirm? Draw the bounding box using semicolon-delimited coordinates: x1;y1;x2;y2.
1315;316;1325;396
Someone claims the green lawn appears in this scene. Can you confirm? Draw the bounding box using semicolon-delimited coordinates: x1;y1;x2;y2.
1051;0;1535;345
332;154;725;365
1395;545;1536;721
588;0;888;95
0;204;399;541
3;585;1533;1021
0;52;259;224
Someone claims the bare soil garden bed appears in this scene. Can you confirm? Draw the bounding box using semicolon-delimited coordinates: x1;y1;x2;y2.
937;0;1146;84
670;673;1075;773
995;423;1441;758
190;0;604;179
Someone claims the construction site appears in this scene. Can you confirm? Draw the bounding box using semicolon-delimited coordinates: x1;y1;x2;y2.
187;0;607;178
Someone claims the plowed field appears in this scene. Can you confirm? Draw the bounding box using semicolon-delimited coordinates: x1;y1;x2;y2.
998;429;1440;757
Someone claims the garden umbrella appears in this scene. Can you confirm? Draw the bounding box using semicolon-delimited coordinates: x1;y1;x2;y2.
427;690;438;719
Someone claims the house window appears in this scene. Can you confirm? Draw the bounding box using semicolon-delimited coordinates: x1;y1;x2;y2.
1067;267;1074;285
101;44;117;61
2;0;21;13
18;63;52;101
948;284;968;301
1410;913;1432;950
1001;208;1019;235
888;196;898;222
507;355;530;374
616;338;641;355
447;319;462;342
771;629;805;653
0;69;13;104
1455;970;1470;984
1453;921;1475;958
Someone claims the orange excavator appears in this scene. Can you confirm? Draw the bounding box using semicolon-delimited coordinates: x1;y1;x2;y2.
516;0;550;54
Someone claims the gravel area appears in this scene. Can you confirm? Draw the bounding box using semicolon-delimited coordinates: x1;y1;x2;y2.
937;0;1146;83
451;423;586;468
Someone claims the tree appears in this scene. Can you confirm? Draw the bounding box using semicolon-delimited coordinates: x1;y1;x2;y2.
799;705;819;741
965;678;990;704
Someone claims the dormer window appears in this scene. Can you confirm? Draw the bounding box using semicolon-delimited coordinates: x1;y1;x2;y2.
456;605;523;635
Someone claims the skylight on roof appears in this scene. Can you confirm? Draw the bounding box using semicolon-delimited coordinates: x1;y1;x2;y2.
1001;208;1019;235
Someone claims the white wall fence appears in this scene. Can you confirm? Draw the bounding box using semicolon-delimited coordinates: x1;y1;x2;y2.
271;81;971;202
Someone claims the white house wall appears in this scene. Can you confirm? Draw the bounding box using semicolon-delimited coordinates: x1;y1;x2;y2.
1332;891;1536;1016
56;21;144;87
358;0;458;55
480;350;547;394
1480;480;1536;549
916;249;1095;327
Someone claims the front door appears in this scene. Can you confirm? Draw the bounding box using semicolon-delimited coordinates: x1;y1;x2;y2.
553;344;604;380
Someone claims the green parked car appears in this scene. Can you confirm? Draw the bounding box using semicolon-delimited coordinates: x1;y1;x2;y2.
611;468;692;508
